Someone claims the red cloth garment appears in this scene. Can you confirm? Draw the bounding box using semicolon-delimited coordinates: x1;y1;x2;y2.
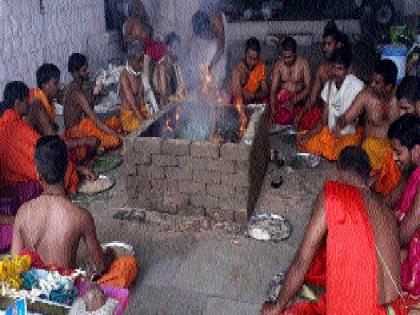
144;36;167;61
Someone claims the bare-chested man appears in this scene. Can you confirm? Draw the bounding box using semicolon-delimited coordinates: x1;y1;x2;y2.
230;37;268;105
119;43;148;133
153;32;186;106
11;136;138;288
28;63;99;164
296;23;356;130
261;146;405;315
63;53;123;151
335;59;401;195
270;36;311;126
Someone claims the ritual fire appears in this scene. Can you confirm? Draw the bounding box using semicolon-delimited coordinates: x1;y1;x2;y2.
123;101;270;223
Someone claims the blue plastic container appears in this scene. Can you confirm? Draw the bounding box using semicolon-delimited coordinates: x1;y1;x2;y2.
381;45;408;85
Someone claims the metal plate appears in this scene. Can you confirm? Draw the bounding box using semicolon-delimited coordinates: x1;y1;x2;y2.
77;175;115;194
286;153;322;169
275;125;298;144
247;213;292;242
101;242;135;256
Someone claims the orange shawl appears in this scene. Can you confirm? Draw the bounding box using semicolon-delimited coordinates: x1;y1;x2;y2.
244;61;266;94
0;110;78;194
29;88;56;122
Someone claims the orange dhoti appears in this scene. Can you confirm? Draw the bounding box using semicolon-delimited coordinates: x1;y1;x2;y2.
362;138;401;196
97;256;139;289
298;126;363;161
120;106;149;133
280;182;408;315
65;117;122;150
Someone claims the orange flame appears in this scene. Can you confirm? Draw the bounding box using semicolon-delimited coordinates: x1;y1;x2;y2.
235;98;247;137
165;118;174;133
200;64;214;101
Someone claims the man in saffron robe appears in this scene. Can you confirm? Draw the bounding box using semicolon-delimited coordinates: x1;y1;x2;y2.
11;136;138;289
230;37;268;106
270;37;312;128
0;82;78;250
119;43;149;133
296;22;357;131
335;60;402;195
388;115;420;297
63;53;123;150
261;147;407;315
298;48;364;161
28;63;99;164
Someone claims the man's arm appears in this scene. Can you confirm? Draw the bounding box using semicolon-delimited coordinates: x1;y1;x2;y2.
120;71;146;120
208;12;225;73
263;190;327;314
294;59;311;104
336;88;367;129
308;65;325;106
33;101;58;136
81;209;107;273
74;90;120;137
254;68;269;101
230;65;244;101
400;187;420;245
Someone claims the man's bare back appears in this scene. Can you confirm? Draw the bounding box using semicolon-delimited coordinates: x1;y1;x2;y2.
120;69;144;110
12;194;103;270
359;187;401;304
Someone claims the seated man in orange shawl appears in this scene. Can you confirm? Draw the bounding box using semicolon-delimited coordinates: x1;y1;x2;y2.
11;136;138;289
63;53;123;150
270;37;312;128
261;147;407;315
230;37;268;106
29;63;99;164
298;48;364;161
296;23;357;131
335;60;402;196
388;115;420;298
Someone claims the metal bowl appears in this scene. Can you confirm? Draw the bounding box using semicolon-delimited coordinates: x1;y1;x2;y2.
247;213;292;242
101;242;135;257
286;153;321;169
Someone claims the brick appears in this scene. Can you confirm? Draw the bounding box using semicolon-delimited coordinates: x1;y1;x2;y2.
125;175;137;188
161;139;191;156
220;143;251;161
235;186;249;197
125;186;138;199
193;170;221;184
152;154;178;167
122;138;135;154
164;167;192;181
222;172;250;188
236;160;251;173
133;151;152;165
206;184;235;198
178;157;208;170
162;193;189;215
124;161;137;175
134;137;163;153
233;209;248;224
127;196;153;209
135;178;152;191
136;165;152;179
191;142;220;159
182;205;206;216
152;179;179;193
179;181;206;194
219;197;248;211
190;195;220;209
206;159;237;173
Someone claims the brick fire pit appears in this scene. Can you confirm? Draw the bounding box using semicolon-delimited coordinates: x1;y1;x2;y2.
123;103;270;223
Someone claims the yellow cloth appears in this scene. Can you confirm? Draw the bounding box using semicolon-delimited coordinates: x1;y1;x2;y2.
64;117;121;150
29;88;55;122
97;256;138;289
362;137;401;195
298;126;363;161
120;106;149;133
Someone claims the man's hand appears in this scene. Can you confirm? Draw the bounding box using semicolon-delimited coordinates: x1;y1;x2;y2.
261;301;282;315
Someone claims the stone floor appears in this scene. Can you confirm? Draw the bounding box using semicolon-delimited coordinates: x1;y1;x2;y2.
72;132;337;315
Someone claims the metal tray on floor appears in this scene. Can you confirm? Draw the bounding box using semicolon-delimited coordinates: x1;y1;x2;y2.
247;213;292;242
286;153;321;169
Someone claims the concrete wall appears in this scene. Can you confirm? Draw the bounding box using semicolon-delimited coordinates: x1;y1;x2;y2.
0;0;110;94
